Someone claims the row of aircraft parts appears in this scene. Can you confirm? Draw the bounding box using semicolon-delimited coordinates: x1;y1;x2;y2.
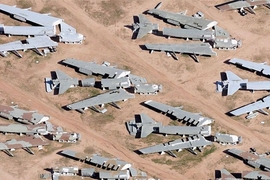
0;3;85;58
0;104;81;156
130;2;242;62
45;58;162;114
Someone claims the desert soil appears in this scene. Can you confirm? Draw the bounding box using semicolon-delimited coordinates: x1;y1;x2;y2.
0;0;270;180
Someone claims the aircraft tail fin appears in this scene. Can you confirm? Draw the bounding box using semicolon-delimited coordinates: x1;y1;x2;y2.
155;2;162;9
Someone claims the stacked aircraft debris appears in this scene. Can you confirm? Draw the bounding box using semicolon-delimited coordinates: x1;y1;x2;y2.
45;58;162;113
131;2;241;62
0;3;84;58
0;104;81;156
49;149;149;180
217;58;270;119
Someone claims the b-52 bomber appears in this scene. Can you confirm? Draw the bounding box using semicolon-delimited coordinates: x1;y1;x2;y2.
144;100;213;126
226;148;270;171
132;14;159;39
148;2;217;30
216;71;270;96
0;104;50;124
126;113;211;138
66;88;135;113
0;134;49;157
225;58;270;119
144;42;217;62
216;0;270;16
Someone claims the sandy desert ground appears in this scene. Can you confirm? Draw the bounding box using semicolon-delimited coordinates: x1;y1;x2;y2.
0;0;270;179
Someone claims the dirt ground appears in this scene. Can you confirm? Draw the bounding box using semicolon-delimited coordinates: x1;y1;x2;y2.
0;0;270;179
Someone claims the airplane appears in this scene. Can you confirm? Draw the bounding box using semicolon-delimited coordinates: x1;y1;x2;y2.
216;71;270;96
144;100;213;126
66;88;135;113
0;35;58;57
226;148;270;171
126;113;211;138
216;0;270;16
144;42;217;62
229;58;270;76
147;2;218;30
138;134;212;157
0;134;49;156
132;14;159;39
46;70;79;95
61;58;130;79
0;104;50;124
229;95;270;119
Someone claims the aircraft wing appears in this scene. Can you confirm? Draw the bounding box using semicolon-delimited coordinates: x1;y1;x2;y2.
66;89;135;112
0;36;58;57
230;96;270;116
62;58;130;78
144;100;213;126
55;70;78;94
0;4;63;26
145;43;217;56
229;58;270;76
216;0;270;11
220;169;237;179
226;71;242;81
138;135;212;154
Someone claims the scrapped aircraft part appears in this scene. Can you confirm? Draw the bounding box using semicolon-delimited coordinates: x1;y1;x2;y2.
213;38;241;50
0;3;63;26
134;83;162;95
53;166;79;176
59;22;85;44
53;132;81;143
62;58;130;78
229;58;270;76
51;70;79;94
101;77;131;90
215;0;270;15
126;113;211;138
132;14;159;39
81;78;95;87
0;134;49;156
1;25;55;37
163;28;214;41
147;2;217;30
229;96;270;117
81;168;95;177
0;104;50;124
44;78;53;93
66;89;135;113
61;149;132;171
226;148;270;171
138;135;212;156
214;132;242;145
242;171;270;179
128;74;148;85
144;100;213;126
0;35;58;58
0;122;51;135
144;43;217;58
99;170;130;180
